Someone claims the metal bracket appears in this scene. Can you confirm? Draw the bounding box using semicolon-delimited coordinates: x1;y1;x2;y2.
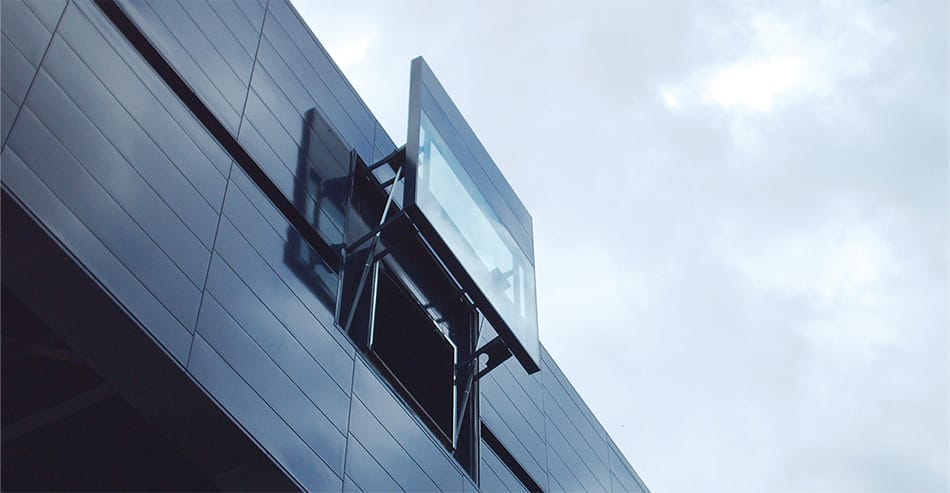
462;336;512;381
344;211;406;254
342;166;403;335
366;145;406;173
452;334;512;445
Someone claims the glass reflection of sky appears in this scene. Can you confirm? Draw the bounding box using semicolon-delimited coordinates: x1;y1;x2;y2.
416;112;538;360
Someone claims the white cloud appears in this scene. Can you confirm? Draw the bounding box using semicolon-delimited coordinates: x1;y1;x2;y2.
703;56;805;110
325;32;374;70
730;220;892;306
293;1;949;491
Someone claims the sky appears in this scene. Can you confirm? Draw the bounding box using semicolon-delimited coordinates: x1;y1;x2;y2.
290;1;949;492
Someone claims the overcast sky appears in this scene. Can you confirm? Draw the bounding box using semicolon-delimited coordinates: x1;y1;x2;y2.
291;1;948;491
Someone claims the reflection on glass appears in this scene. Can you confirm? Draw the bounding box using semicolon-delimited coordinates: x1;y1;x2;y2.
415;112;538;362
284;108;348;312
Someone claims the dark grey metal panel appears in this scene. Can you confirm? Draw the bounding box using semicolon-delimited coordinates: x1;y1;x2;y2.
480;398;547;489
195;295;347;475
247;68;349;176
478;463;507;493
542;348;609;458
1;0;54;65
115;0;243;132
347;398;441;492
2;34;36;106
462;474;478;493
222;175;342;337
55;1;231;198
239;89;345;245
0;148;193;363
0;0;64;147
201;255;349;429
351;360;466;492
255;14;373;161
480;440;529;493
232;0;266;43
202;250;353;412
544;417;605;492
131;0;251;96
2;90;18;147
372;122;396;163
343;475;364;493
480;360;545;440
176;0;254;81
207;227;353;390
545;468;567;493
207;0;260;56
5;105;204;331
542;388;609;490
187;334;342;491
24;66;212;286
39;27;224;228
344;434;405;493
216;206;352;368
479;361;546;454
228;166;291;240
236;116;305;198
481;390;545;470
22;0;68;30
265;1;376;144
545;443;585;493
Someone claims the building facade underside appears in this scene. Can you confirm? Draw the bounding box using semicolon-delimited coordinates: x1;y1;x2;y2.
0;1;650;491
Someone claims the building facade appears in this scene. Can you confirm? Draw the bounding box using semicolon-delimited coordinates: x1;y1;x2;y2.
0;0;650;491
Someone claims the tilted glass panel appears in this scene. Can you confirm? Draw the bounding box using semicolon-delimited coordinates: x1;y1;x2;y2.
414;112;539;365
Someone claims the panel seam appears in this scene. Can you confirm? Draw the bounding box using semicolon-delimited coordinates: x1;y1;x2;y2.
186;0;269;369
0;0;69;150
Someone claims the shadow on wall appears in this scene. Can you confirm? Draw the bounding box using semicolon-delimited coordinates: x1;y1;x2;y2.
284;108;350;313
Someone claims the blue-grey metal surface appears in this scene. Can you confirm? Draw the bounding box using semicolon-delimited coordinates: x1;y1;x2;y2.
0;1;648;491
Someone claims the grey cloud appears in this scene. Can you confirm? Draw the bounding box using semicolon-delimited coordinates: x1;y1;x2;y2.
294;1;948;491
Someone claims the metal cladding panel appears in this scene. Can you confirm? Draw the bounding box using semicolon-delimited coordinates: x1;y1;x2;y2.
0;148;194;364
1;0;55;65
0;1;650;491
480;399;548;488
195;295;347;474
115;0;253;132
188;335;342;491
208;218;352;390
0;0;66;145
54;0;231;202
540;349;615;492
347;398;441;492
266;0;376;148
480;358;545;439
239;89;348;249
5;91;203;334
256;5;373;162
221;174;343;342
2;35;37;110
343;434;404;493
351;360;466;493
2;91;19;147
33;41;220;249
480;440;530;493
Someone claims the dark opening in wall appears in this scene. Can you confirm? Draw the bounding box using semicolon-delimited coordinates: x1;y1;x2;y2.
340;155;480;479
366;264;457;446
